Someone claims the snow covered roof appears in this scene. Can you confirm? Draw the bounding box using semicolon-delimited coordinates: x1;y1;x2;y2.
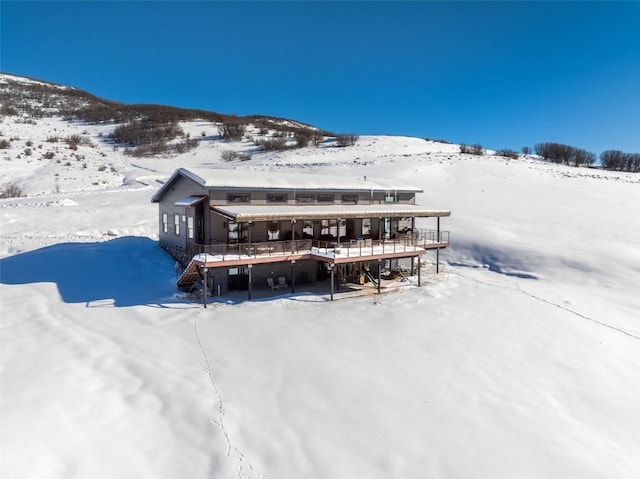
212;204;450;222
152;167;422;202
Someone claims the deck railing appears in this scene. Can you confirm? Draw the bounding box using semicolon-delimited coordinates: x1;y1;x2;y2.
312;229;449;259
175;228;449;266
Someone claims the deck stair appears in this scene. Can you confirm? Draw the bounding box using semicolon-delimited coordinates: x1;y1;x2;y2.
177;257;202;288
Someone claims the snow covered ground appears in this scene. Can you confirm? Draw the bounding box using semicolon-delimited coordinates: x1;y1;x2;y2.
1;112;640;478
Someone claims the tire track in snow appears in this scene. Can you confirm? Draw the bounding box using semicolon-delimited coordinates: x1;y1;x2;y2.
451;269;640;342
192;310;265;479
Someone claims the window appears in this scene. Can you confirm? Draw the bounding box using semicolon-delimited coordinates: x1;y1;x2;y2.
267;193;287;203
162;213;168;234
174;214;181;235
228;222;239;242
268;221;280;240
187;217;194;239
296;194;315;203
338;219;346;238
320;219;345;238
228;222;248;244
321;219;330;236
385;191;396;203
362;218;372;236
342;194;358;204
316;194;334;203
302;220;314;238
227;193;250;203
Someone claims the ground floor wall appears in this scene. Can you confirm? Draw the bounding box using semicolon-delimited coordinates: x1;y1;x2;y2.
202;259;318;296
199;257;418;296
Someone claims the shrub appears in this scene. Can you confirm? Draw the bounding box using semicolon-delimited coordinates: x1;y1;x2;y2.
219;120;246;141
111;120;183;147
311;130;324;146
172;138;198;154
336;133;359;147
495;148;519;159
460;143;484;155
254;137;289;151
521;146;531;155
46;136;59;143
43;151;55;159
295;130;312;148
24;148;32;156
221;150;239;162
0;182;24;198
0;139;10;149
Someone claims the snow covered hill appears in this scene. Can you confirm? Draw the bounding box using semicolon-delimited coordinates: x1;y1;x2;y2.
1;75;639;479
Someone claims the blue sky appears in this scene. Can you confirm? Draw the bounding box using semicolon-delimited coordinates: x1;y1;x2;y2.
1;1;639;154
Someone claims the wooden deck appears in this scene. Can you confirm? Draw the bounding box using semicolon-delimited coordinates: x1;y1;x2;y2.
176;235;449;288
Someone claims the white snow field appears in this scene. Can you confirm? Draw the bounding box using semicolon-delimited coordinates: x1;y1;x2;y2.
1;112;640;478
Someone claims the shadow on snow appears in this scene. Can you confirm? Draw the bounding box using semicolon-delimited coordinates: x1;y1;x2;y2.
444;242;540;280
0;236;178;307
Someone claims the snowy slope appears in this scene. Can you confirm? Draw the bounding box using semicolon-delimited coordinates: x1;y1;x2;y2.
1;101;640;478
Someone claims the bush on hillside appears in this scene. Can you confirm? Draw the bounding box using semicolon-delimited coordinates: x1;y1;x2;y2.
460;143;484;155
495;148;519;159
534;142;595;167
219;120;246;141
111;120;184;147
295;129;312;148
221;150;239;161
336;133;359;147
254;137;289;151
0;182;24;198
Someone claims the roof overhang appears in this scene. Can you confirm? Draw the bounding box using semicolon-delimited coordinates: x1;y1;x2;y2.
211;204;451;222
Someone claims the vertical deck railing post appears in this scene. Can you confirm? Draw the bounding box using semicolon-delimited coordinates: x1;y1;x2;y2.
248;264;253;301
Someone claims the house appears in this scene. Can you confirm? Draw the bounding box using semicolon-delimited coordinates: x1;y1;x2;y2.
151;167;450;300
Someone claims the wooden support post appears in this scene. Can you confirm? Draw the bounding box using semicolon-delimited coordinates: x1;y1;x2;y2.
291;261;295;294
330;264;334;301
203;265;208;308
291;219;296;253
248;264;253;301
436;216;441;275
377;259;382;294
411;257;415;276
417;256;421;286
